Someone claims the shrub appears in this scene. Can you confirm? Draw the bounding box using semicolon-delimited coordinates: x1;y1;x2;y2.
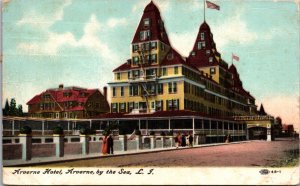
53;126;64;135
20;126;32;135
79;127;90;135
135;130;141;135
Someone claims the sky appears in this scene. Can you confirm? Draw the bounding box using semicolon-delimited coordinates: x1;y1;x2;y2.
2;0;299;130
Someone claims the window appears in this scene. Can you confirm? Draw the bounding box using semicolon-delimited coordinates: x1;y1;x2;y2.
117;73;121;80
157;83;163;94
209;57;213;63
206;50;210;55
120;103;126;112
151;42;157;49
120;87;124;97
197;42;202;50
174;67;178;74
139;30;151;41
133;56;139;65
151;54;157;63
112;103;118;113
113;87;116;97
132;44;139;52
191;51;196;56
143;43;150;51
168;82;177;94
143;18;150;27
151;102;155;109
200;32;205;40
210;68;216;74
128;71;131;79
130;85;139;96
156;101;163;111
162;68;167;76
133;70;140;78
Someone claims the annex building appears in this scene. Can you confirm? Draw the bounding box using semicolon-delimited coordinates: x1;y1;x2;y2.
27;84;109;119
99;1;274;141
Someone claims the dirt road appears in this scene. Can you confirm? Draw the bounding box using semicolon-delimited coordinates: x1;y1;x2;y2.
34;138;299;167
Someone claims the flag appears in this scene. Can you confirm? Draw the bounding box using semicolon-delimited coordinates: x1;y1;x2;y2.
206;1;220;10
232;53;240;61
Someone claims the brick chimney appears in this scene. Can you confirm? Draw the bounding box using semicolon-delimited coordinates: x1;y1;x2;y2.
59;84;64;89
103;86;107;100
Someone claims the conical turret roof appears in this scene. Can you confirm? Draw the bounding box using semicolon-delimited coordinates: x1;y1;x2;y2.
131;1;170;45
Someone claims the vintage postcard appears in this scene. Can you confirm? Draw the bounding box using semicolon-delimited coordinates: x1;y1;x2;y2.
1;0;299;185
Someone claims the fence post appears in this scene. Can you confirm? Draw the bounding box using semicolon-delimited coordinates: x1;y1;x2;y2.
80;135;90;155
119;135;127;151
150;135;156;149
53;134;64;157
161;136;166;148
136;135;142;150
19;134;32;161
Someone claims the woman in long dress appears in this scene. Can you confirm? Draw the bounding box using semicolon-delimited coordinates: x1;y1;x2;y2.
102;135;108;155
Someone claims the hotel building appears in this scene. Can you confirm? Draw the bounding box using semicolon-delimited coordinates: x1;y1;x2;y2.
108;1;257;118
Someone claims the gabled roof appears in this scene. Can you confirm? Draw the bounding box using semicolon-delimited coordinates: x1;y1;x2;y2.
27;86;99;105
131;1;170;45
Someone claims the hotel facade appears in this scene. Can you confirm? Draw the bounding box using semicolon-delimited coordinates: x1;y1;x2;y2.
108;1;257;118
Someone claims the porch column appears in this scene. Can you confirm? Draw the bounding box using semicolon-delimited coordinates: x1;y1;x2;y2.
42;120;45;136
209;119;211;135
12;120;15;136
267;124;272;142
168;118;171;131
138;119;141;130
192;117;195;145
89;120;92;129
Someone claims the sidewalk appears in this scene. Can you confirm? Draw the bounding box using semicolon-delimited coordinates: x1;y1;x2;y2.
3;141;251;167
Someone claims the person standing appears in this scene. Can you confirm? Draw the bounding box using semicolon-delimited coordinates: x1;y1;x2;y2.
101;135;108;155
188;134;193;147
107;134;114;154
181;134;186;147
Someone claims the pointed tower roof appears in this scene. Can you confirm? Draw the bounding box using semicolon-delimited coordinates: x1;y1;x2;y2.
258;104;267;115
187;21;226;68
131;1;170;45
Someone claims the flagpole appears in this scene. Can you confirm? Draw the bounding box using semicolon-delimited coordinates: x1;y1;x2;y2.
231;53;233;65
204;0;206;22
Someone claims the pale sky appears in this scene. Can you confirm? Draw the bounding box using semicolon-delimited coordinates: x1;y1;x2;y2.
2;0;299;131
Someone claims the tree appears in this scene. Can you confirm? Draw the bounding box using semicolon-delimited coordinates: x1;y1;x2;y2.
8;98;17;116
17;104;23;116
3;99;9;116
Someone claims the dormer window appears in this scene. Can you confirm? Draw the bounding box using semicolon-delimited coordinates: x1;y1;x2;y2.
201;33;205;40
143;18;150;27
140;30;151;41
206;50;210;55
191;51;196;56
63;92;71;97
117;73;121;80
210;67;216;74
79;92;86;97
209;57;213;63
133;56;139;65
132;44;139;52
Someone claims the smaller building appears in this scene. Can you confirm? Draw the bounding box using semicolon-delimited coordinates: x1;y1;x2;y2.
27;84;109;119
282;124;294;137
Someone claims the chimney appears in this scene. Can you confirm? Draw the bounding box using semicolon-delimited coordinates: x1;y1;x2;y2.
103;86;107;100
59;84;64;89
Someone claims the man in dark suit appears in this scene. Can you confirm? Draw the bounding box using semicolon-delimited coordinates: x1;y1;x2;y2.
107;134;114;154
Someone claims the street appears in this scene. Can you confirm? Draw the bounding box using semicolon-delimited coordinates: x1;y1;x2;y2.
34;138;299;167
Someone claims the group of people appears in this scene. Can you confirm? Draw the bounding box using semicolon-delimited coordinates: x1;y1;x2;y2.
174;132;193;148
101;134;114;155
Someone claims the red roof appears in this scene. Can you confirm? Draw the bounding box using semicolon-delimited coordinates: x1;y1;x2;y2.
27;87;99;106
131;1;170;45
